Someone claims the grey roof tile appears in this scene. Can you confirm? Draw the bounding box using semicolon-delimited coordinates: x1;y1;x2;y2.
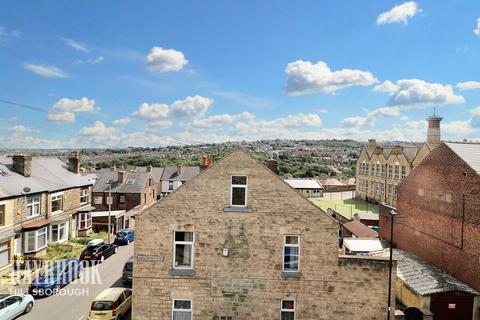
444;142;480;175
160;165;200;181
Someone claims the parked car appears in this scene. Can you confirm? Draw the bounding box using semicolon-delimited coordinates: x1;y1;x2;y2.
114;229;135;245
122;257;133;284
80;239;118;265
0;294;34;319
28;259;81;296
88;287;132;320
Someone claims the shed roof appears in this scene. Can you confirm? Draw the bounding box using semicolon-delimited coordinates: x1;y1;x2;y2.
343;221;378;238
395;249;479;296
444;142;480;175
93;171;151;193
284;179;323;189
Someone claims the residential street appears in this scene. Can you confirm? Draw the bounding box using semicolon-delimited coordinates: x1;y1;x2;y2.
19;242;133;320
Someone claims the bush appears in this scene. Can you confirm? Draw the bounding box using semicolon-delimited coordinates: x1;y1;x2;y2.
70;232;109;245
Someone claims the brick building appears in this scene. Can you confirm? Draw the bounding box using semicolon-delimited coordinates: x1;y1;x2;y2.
133;148;395;320
379;141;480;318
356;114;442;206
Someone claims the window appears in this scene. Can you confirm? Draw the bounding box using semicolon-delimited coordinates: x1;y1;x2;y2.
401;166;406;180
0;205;4;227
388;165;393;178
144;193;146;204
25;227;47;253
283;235;299;272
381;164;385;177
94;196;103;205
0;242;10;268
119;195;126;204
27;195;41;217
80;188;89;204
230;176;247;207
172;299;192;320
51;193;63;213
371;164;375;176
79;213;92;230
168;181;174;191
394;186;398;200
376;163;380;177
394;163;400;180
51;222;67;243
281;300;295;320
380;183;385;197
174;231;194;269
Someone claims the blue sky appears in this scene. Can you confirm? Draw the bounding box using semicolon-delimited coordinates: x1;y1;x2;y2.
1;0;479;148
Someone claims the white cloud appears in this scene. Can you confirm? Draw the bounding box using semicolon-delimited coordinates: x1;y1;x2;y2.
456;81;480;91
112;118;131;126
22;63;69;79
189;114;240;129
47;97;97;122
474;18;480;36
341;116;369;128
376;1;420;25
170;96;213;118
214;91;272;109
63;38;88;52
285;60;378;95
374;79;465;107
341;106;401;128
8;125;37;133
0;26;21;43
75;56;105;64
79;121;118;137
133;103;170;121
146;47;188;72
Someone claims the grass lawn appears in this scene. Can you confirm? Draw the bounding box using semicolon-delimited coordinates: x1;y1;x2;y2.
313;198;379;219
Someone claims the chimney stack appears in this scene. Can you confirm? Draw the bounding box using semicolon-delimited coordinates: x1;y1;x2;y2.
68;151;80;174
367;139;377;149
146;165;152;173
266;159;279;175
118;171;126;184
12;155;32;177
426;113;443;147
200;156;214;170
176;165;182;176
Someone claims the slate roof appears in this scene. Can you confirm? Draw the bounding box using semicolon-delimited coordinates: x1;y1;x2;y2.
343;221;378;238
93;171;151;193
136;166;165;182
0;157;91;199
444;142;480;175
160;165;200;182
394;249;479;296
284;179;323;189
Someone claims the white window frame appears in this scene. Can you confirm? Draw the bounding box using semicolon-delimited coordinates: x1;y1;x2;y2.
168;181;174;191
172;299;192;320
24;227;47;253
230;175;248;207
283;235;300;273
94;196;103;205
50;222;68;243
80;188;89;205
280;299;295;320
401;166;406;180
173;231;194;270
79;212;92;230
51;192;64;213
27;195;41;217
119;195;126;204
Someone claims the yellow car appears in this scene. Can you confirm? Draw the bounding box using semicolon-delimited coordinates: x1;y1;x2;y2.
88;287;132;320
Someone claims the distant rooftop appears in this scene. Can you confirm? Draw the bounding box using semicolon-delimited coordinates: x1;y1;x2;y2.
284;179;323;189
444;141;480;175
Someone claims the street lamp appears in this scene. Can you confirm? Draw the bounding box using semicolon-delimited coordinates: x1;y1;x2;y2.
387;209;398;320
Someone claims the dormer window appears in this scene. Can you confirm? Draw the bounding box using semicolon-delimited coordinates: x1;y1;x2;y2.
230;176;247;207
126;179;134;185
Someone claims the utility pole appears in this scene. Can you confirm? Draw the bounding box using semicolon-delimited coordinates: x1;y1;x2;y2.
108;184;112;244
387;209;397;320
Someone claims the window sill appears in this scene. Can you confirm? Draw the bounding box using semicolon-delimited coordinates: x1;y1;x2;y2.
169;269;196;277
282;272;301;278
223;207;253;213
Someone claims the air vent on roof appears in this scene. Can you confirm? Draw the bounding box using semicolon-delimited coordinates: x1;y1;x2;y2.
126;179;134;185
106;179;113;184
23;187;31;193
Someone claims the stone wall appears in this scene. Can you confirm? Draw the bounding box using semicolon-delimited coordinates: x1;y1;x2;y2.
133;149;394;320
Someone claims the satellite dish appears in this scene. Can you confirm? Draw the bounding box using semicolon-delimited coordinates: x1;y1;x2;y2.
23;187;31;193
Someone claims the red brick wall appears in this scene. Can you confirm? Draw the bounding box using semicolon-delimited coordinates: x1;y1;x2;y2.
379;143;480;291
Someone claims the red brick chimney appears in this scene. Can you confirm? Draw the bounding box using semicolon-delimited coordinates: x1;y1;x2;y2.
266;159;279;175
176;165;182;176
12;155;32;177
200;156;214;170
68;151;81;174
118;171;126;184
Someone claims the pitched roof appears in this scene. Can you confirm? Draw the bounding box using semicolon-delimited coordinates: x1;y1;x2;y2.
0;157;91;198
343;221;378;238
136;166;165;182
284;179;323;189
160;165;200;181
444;142;480;175
319;178;345;186
395;249;479;296
93;171;151;193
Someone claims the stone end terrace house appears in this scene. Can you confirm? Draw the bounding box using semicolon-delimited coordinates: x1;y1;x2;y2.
0;153;94;269
133;148;395;320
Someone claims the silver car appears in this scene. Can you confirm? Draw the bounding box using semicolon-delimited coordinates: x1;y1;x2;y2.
0;294;34;320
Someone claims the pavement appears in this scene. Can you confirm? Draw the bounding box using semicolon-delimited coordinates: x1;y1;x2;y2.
18;242;133;320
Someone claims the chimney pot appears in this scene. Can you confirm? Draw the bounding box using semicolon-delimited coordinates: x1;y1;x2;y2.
12;155;32;177
176;165;182;176
200;156;214;170
266;159;279;175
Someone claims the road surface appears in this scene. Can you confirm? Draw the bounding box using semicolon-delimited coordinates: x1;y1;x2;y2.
19;242;133;320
